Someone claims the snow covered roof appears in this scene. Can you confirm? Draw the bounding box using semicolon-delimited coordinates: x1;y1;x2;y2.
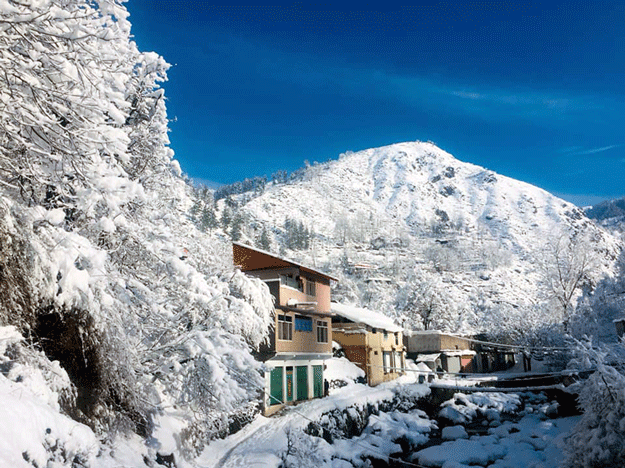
405;329;471;338
414;362;433;372
232;242;338;281
415;353;441;362
442;350;476;357
331;302;403;333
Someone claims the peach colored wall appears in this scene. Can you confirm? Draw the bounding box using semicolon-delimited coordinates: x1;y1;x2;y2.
274;311;332;354
440;334;471;350
332;328;366;346
243;267;331;313
314;281;331;312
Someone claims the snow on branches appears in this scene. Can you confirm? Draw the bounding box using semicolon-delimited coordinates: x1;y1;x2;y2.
0;0;274;448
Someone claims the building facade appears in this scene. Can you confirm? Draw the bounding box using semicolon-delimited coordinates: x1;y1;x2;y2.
405;330;476;373
232;242;336;415
331;303;405;386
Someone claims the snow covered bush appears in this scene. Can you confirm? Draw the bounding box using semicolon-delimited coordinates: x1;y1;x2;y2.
0;0;274;455
562;338;625;468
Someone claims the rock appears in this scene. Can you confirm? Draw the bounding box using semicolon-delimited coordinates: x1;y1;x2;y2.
442;425;469;440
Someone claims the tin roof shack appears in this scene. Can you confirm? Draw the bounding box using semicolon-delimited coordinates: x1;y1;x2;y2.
331;302;405;386
405;330;476;374
233;242;336;415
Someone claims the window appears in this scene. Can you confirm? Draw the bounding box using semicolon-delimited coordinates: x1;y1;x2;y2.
317;320;328;343
305;280;316;296
371;328;377;334
280;274;302;291
278;315;292;340
295;315;312;332
383;351;392;373
395;333;399;345
394;352;402;373
383;331;388;340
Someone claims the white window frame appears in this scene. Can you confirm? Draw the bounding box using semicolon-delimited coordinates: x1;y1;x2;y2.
383;351;392;373
278;314;293;341
316;320;328;343
305;280;316;296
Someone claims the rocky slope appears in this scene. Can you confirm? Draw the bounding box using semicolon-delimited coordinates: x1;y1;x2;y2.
233;141;622;337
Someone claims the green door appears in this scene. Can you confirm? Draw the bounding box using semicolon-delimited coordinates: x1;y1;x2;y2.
296;366;308;401
286;367;294;401
313;365;323;398
269;367;283;406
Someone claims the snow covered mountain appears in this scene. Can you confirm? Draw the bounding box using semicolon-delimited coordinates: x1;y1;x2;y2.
234;141;622;339
585;197;625;233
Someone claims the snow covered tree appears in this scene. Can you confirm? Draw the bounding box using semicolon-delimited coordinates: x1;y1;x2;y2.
284;217;310;250
256;226;271;251
539;233;599;333
230;213;243;241
200;205;218;232
563;338;625;467
0;0;274;451
395;272;456;331
221;205;233;228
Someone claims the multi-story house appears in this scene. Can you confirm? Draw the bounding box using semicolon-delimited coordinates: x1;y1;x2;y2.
232;242;336;415
331;302;406;386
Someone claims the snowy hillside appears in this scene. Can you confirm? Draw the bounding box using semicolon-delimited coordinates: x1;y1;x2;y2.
585;197;625;234
235;141;622;339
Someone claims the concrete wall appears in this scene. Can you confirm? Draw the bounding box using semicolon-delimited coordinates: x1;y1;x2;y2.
405;332;472;353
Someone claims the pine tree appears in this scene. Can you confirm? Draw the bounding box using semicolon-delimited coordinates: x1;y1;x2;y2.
200;205;218;232
230;214;243;241
221;206;232;228
257;226;271;251
190;200;202;221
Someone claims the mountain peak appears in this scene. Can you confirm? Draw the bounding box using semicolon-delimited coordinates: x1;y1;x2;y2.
237;142;619;335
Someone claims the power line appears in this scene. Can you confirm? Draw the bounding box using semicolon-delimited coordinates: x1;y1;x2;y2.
459;336;571;352
365;363;593;380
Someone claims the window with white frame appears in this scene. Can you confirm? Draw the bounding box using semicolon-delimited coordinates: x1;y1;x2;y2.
316;320;328;343
383;351;392;373
305;280;316;296
278;315;292;340
394;351;402;373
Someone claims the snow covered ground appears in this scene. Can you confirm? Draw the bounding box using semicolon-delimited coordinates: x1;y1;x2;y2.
0;337;579;468
414;407;578;468
194;372;578;468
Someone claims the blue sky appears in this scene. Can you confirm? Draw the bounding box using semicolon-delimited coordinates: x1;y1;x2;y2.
127;2;625;206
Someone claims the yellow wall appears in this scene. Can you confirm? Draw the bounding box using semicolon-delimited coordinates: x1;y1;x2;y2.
333;324;405;386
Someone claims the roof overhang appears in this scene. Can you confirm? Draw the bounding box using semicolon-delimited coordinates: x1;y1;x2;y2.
232;242;338;282
277;305;334;318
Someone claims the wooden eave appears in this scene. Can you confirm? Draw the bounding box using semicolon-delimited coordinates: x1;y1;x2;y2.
232;242;338;282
